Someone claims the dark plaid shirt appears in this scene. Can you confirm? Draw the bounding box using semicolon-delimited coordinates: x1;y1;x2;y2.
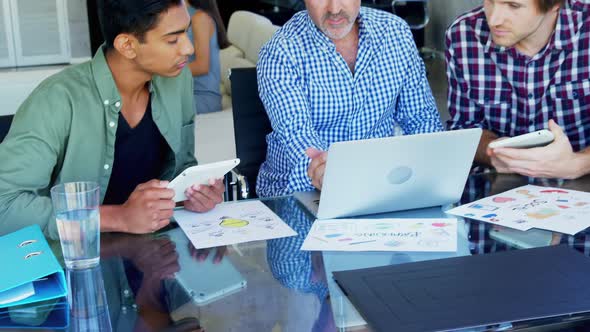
445;0;590;152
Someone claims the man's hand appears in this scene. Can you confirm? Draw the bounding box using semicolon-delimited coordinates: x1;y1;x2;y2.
486;137;511;173
184;178;224;213
488;120;584;179
118;180;175;233
306;147;328;191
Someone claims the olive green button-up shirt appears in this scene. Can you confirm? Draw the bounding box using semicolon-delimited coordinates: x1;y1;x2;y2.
0;47;197;239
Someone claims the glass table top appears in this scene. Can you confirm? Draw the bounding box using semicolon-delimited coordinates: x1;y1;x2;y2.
4;169;590;331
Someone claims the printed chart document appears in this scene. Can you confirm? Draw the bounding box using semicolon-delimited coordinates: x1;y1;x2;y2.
446;185;590;235
301;218;457;252
174;201;297;249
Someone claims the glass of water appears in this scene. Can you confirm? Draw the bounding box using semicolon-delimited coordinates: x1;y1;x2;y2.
50;182;100;269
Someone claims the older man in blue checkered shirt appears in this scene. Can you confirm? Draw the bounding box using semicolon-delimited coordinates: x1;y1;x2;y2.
256;0;443;198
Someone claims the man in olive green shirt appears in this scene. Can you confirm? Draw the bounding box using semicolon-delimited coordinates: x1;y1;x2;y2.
0;0;224;239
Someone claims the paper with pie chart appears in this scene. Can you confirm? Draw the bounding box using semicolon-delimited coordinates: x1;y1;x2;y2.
174;200;297;249
301;218;457;252
446;185;590;235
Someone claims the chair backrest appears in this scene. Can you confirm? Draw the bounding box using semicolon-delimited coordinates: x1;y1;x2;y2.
0;114;14;143
230;67;272;199
392;0;429;30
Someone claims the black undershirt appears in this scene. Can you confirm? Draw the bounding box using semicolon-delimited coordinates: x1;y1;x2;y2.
103;96;169;205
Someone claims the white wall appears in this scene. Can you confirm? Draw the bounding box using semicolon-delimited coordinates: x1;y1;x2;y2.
0;67;64;115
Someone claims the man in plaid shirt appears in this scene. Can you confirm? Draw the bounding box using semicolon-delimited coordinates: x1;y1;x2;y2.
446;0;590;179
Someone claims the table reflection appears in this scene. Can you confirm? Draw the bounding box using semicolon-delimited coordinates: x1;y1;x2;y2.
99;233;202;332
67;266;111;332
462;168;590;256
266;198;333;331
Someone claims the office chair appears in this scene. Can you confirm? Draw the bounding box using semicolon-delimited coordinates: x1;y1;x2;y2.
0;114;14;143
229;67;273;200
392;0;429;30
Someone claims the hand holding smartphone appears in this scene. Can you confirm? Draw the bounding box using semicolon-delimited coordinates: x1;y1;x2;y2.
168;158;240;202
488;129;554;149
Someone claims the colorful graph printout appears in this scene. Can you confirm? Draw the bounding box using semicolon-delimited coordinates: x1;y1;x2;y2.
301;218;457;252
174;201;297;249
446;185;590;235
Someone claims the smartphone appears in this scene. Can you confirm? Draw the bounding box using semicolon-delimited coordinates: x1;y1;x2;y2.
488;130;554;149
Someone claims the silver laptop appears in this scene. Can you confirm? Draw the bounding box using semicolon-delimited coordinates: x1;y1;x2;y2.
295;128;482;219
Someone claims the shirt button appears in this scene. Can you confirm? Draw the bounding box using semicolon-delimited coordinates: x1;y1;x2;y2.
109;121;115;128
528;93;534;99
573;91;579;99
103;100;109;105
104;164;110;170
115;101;121;108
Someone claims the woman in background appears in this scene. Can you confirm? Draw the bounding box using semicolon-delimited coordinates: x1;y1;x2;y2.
186;0;230;114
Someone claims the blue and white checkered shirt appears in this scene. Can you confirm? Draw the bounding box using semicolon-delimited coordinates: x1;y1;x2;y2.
256;7;443;197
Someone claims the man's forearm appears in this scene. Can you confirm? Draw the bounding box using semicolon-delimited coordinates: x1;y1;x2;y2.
474;129;498;166
99;205;127;233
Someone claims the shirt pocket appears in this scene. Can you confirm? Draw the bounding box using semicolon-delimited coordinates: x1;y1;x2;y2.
468;87;513;133
548;80;590;116
547;80;590;150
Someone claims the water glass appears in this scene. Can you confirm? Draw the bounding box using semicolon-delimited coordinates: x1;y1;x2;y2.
50;182;100;269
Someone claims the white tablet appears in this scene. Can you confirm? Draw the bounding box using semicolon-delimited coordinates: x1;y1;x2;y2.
488;130;554;149
168;158;240;202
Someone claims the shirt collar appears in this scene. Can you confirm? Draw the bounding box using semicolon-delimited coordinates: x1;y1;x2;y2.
357;8;373;49
552;3;584;51
483;0;584;55
91;44;155;109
